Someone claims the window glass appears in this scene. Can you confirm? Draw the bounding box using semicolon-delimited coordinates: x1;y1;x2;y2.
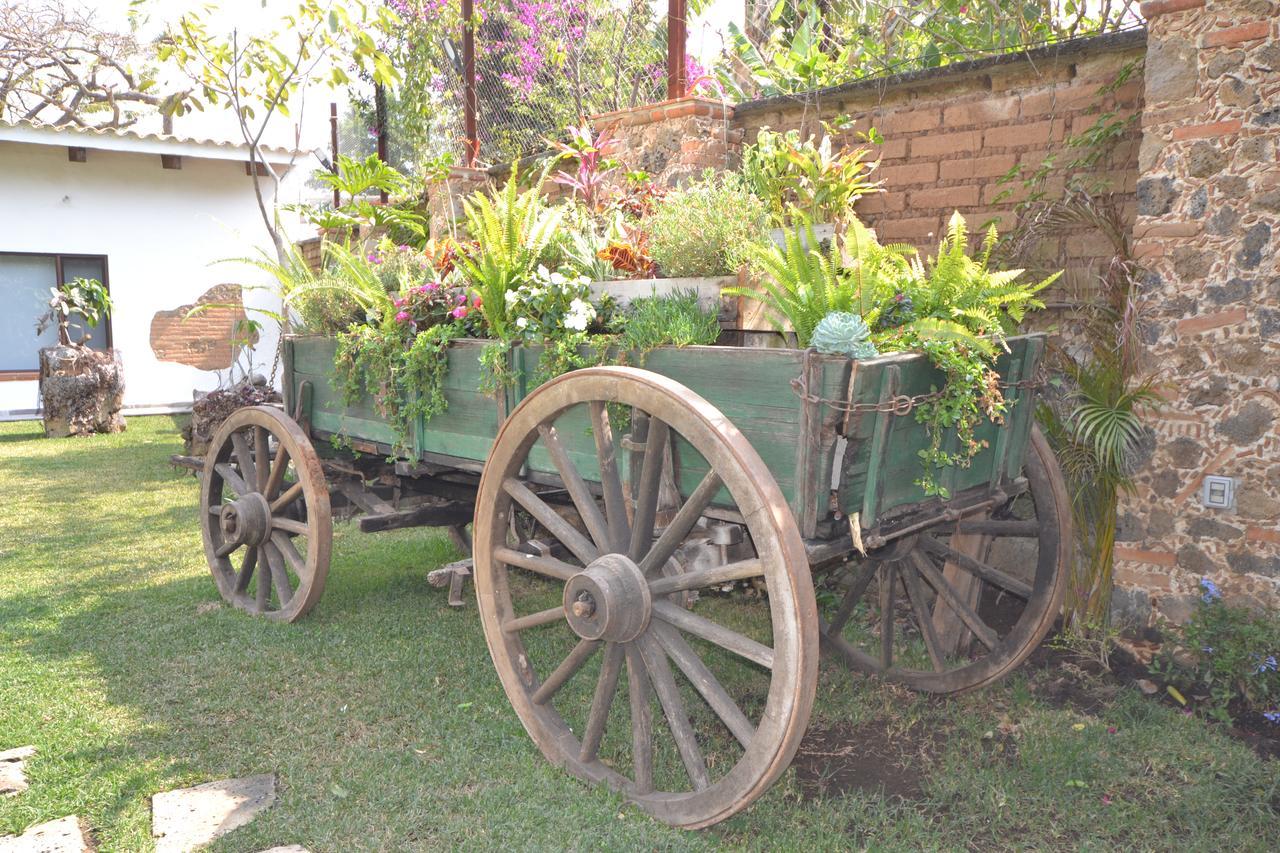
0;255;108;371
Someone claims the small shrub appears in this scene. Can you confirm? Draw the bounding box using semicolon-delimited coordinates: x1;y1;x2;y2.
644;172;769;277
1151;579;1280;724
614;289;720;354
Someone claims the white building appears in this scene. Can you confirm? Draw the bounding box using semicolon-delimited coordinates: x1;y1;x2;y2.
0;119;311;419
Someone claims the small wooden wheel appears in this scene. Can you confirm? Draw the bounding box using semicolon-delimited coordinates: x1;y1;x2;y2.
200;406;332;622
473;367;818;829
820;425;1071;694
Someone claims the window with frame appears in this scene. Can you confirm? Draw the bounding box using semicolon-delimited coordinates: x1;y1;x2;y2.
0;253;111;376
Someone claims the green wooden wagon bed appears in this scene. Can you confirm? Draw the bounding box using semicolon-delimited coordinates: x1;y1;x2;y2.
194;332;1070;828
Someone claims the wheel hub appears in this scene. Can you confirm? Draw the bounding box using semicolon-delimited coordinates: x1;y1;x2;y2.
563;553;651;642
219;492;272;548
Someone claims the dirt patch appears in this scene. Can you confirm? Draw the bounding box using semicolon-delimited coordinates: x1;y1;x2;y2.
792;718;942;801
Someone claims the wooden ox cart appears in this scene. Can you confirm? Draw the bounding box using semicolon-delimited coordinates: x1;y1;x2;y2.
194;333;1069;828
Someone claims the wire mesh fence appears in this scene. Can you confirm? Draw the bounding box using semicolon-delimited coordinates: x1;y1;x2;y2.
436;0;671;165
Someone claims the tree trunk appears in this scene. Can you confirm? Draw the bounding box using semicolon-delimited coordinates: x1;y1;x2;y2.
38;344;125;438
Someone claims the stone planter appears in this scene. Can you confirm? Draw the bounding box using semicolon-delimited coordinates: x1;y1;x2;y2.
37;345;125;437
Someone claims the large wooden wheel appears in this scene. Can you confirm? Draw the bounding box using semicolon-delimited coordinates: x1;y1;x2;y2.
473;367;818;828
200;406;332;622
820;425;1071;694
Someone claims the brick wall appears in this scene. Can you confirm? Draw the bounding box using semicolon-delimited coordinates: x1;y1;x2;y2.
1114;0;1279;622
733;31;1147;308
149;284;254;372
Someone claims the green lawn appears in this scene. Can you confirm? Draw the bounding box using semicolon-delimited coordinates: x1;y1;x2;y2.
1;416;1275;851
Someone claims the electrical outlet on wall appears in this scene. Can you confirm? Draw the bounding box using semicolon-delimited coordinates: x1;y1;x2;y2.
1202;475;1236;510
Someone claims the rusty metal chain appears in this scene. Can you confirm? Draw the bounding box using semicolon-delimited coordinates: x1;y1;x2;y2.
790;372;1045;417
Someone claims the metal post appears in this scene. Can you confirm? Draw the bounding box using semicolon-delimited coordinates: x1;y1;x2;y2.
666;0;687;101
374;83;389;203
329;102;340;208
462;0;479;166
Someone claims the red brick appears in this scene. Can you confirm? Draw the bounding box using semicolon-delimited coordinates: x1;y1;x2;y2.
873;216;941;242
1114;564;1175;591
855;191;906;215
983;119;1066;149
879;108;942;135
1176;307;1248;335
874;138;909;160
1132;241;1166;259
939;154;1018;181
1143;100;1209;129
1172;119;1243;140
1247;526;1280;544
909;185;981;209
1020;85;1104;117
878;161;939;186
1114;547;1178;567
1139;0;1205;17
910;130;980;158
941;96;1020;128
1202;21;1270;48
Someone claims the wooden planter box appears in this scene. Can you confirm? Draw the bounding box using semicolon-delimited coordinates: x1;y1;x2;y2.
283;334;1043;538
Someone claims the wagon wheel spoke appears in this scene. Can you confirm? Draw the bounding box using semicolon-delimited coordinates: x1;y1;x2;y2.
625;644;654;795
636;634;710;792
579;642;625;763
652;622;755;748
824;562;877;635
531;639;600;706
628;417;670;563
264;542;294;609
262;440;289;501
273;516;310;536
234;545;258;594
589;401;630;552
652;599;774;669
214;462;251;498
647;558;763;596
503;478;598;566
538;423;611;553
230;432;258;491
908;549;998;651
879;562;897;670
637;470;723;577
918;535;1032;599
255;552;272;612
502;606;567;634
254;426;271;494
493;546;579;582
271;531;311;585
270;480;304;516
900;560;946;673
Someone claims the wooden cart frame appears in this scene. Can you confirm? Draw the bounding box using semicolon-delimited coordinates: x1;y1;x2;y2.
193;333;1070;827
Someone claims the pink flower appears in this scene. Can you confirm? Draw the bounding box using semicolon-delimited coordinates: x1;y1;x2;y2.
1107;726;1117;735
1101;794;1112;806
367;252;382;264
451;306;467;319
395;311;411;323
392;297;405;307
455;292;467;304
425;282;440;291
472;295;483;307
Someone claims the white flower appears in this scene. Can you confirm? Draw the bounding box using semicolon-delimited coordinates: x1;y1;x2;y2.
515;317;528;329
564;298;595;332
536;264;550;279
549;271;567;286
504;291;519;306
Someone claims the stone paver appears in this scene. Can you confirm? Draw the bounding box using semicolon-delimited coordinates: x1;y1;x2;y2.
0;816;91;853
0;747;36;798
152;774;276;853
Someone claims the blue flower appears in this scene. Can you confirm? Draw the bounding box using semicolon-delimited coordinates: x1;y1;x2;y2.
1254;655;1278;674
1264;711;1280;725
1202;646;1214;654
1199;578;1221;603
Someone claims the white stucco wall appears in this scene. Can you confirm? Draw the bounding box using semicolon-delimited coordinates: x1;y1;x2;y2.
0;139;311;418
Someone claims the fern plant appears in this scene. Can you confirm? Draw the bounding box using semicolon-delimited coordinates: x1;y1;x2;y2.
455;169;565;340
728;221;850;346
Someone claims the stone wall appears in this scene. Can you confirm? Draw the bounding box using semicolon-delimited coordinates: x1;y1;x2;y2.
1114;0;1279;622
734;31;1147;309
591;97;742;187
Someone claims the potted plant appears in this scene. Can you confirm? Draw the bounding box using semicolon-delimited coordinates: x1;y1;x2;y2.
34;277;124;437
